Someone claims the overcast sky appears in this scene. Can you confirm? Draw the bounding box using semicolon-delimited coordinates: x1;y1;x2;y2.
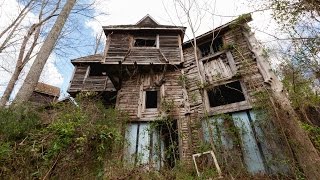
0;0;281;100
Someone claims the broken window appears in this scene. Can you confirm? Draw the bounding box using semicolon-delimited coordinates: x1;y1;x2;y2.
145;90;158;108
89;64;106;76
207;81;245;107
124;120;179;169
198;36;223;57
134;37;156;47
203;54;234;83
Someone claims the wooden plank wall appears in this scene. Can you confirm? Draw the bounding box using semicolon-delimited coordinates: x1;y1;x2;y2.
69;65;115;92
105;34;181;64
180;27;267;164
181;47;205;165
223;27;265;102
106;34;130;58
69;65;88;92
159;35;181;63
116;71;184;120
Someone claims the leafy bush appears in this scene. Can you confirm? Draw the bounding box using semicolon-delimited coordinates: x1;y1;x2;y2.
0;95;127;179
0;105;40;141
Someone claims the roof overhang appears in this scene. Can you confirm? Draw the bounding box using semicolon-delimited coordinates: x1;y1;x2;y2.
103;26;187;40
183;13;252;48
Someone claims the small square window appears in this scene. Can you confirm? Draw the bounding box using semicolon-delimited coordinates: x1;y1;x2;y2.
134;38;156;47
146;91;158;108
198;36;223;57
207;81;245;107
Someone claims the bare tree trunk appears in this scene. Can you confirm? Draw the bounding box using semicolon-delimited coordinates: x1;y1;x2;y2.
0;27;40;107
0;0;60;107
13;0;76;105
0;66;22;106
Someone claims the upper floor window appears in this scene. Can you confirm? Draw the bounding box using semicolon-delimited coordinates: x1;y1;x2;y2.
207;81;245;107
134;37;156;47
199;36;223;57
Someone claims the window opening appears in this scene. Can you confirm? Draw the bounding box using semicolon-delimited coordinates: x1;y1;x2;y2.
146;91;158;108
198;36;223;57
207;81;245;107
89;64;105;76
134;38;156;47
159;119;179;168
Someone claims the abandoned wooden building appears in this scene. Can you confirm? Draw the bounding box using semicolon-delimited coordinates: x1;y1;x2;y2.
68;14;291;175
29;82;60;104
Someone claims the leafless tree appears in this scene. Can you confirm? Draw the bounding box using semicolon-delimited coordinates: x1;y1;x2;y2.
0;0;107;106
13;0;77;105
0;0;36;53
0;0;62;107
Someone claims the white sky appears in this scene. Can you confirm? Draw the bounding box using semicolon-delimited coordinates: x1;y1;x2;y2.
0;0;282;100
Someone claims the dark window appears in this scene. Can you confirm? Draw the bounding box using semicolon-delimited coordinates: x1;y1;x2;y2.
207;81;245;107
89;64;106;76
146;91;158;108
134;38;156;47
198;36;223;57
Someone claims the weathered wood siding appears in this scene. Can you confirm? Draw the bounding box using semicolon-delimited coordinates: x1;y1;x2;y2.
179;27;268;164
105;34;182;64
116;71;184;120
159;35;181;63
106;34;130;58
69;65;115;93
223;27;265;102
69;65;89;92
181;47;205;164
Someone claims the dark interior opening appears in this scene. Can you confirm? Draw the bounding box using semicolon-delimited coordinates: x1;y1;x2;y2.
101;91;117;108
146;91;158;108
89;64;106;76
134;38;156;47
207;81;245;107
159;119;179;168
198;36;223;57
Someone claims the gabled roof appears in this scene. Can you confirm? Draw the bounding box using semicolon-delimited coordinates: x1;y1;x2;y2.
103;14;186;37
135;14;160;27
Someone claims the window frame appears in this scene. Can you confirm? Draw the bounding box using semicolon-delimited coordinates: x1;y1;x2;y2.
132;35;159;49
204;80;251;115
198;36;224;58
142;88;160;112
145;90;158;109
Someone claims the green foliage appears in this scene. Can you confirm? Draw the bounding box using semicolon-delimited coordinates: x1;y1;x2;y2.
302;123;320;151
0;94;126;179
229;13;252;29
160;98;175;113
220;43;235;51
178;74;188;87
0;142;11;162
280;63;320;109
0;105;40;141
